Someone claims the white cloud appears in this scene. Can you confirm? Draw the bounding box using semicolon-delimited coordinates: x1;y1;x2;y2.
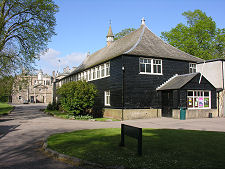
36;48;86;75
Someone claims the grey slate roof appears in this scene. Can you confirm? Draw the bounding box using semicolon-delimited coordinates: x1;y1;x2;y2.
157;73;200;90
70;24;204;75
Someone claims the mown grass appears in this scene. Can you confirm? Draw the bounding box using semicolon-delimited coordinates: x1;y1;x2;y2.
0;102;13;116
48;128;225;169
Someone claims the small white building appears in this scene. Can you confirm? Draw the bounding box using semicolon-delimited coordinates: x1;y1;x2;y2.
197;59;225;117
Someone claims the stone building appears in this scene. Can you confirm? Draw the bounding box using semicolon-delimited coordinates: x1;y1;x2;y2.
12;69;53;104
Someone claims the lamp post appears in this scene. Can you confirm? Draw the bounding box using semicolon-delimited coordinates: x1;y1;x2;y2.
122;64;125;121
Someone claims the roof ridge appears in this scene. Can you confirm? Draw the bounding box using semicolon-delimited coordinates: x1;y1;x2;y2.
144;26;204;62
124;25;146;54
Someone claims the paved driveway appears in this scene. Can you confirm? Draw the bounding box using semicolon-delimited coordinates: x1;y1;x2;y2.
0;104;225;169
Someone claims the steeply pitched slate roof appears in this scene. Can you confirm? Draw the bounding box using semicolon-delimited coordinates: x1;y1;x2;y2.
156;73;200;90
70;24;204;75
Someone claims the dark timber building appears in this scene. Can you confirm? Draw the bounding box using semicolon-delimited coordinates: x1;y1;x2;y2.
58;18;217;120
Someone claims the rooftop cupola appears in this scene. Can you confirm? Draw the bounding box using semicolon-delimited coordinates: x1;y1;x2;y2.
106;22;114;47
141;17;146;25
38;69;43;81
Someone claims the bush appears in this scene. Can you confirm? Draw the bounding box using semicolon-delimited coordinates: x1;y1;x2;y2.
57;81;97;116
47;101;60;110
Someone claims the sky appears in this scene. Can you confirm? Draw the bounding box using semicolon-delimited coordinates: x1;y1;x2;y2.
36;0;225;75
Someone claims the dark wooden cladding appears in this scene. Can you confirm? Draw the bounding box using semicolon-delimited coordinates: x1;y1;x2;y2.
122;55;191;109
65;54;217;112
90;56;123;109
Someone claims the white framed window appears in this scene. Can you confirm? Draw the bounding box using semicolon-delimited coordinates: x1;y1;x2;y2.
139;58;162;75
96;66;100;79
85;71;88;81
91;68;95;80
88;70;91;81
104;90;110;106
187;90;211;109
106;62;110;76
101;64;105;77
78;73;81;81
189;63;196;73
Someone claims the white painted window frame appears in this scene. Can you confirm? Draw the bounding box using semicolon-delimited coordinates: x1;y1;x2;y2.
139;57;162;75
189;63;197;73
104;90;110;106
187;90;211;109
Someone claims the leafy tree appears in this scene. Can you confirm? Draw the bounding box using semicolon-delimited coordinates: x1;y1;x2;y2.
0;75;14;102
57;81;97;116
114;28;136;40
0;0;58;76
161;9;225;60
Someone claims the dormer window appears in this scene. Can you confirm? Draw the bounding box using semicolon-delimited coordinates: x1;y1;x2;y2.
189;63;196;73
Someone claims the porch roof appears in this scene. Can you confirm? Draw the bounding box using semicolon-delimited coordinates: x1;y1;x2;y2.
156;73;200;91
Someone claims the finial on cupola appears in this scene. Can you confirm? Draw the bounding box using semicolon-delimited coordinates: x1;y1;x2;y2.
141;17;146;25
106;20;114;47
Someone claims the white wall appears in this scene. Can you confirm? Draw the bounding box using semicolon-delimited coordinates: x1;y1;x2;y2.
197;61;223;89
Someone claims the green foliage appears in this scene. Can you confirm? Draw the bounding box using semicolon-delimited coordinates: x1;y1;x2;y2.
0;0;58;76
0;76;14;102
57;81;97;116
114;28;136;40
47;101;60;111
161;9;225;60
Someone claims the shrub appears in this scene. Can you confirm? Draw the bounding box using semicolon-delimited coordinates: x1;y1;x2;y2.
57;81;97;116
47;101;60;110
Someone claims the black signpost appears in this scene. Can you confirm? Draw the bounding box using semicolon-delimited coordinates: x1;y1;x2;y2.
120;124;142;156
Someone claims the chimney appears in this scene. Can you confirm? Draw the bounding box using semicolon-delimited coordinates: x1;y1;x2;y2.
106;22;114;47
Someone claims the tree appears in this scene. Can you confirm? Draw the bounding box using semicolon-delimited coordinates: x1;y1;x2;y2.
161;10;225;60
0;0;58;76
0;75;13;102
57;81;97;116
114;28;136;41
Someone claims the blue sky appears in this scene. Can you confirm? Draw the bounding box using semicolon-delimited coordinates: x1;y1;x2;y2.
37;0;225;75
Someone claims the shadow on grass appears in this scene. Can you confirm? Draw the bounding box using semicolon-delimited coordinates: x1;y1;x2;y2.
47;128;225;169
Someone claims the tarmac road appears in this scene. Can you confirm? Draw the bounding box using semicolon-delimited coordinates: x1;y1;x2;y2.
1;104;225;169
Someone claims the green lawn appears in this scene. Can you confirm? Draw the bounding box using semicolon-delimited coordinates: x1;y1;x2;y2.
47;128;225;169
0;102;13;115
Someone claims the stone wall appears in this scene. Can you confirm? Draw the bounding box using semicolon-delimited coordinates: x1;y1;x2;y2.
172;108;218;119
103;108;162;120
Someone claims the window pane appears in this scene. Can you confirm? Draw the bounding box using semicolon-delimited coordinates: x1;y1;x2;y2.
144;59;148;63
140;58;144;63
199;97;204;108
204;98;209;107
140;64;145;72
188;91;193;96
153;65;157;73
158;65;161;73
204;91;209;96
146;64;151;73
187;97;193;107
194;98;198;107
